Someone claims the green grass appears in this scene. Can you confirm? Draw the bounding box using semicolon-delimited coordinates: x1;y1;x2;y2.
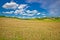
0;16;60;22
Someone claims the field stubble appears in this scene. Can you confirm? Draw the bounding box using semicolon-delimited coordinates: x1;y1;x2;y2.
0;18;60;40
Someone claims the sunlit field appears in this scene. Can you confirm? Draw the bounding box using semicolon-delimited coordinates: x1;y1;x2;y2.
0;17;60;40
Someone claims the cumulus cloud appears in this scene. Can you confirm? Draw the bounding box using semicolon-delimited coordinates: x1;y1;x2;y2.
12;8;43;17
18;4;28;9
2;1;39;17
2;1;47;18
2;1;29;10
31;10;36;14
37;13;41;15
26;10;38;14
22;13;27;16
26;10;38;16
14;9;25;15
27;14;34;16
26;10;39;16
42;14;46;15
2;1;19;9
14;9;38;16
26;10;32;13
2;11;14;14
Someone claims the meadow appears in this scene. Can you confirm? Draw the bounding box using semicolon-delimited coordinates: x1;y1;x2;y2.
0;17;60;40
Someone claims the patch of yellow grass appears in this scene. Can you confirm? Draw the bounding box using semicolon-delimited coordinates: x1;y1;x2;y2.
0;18;60;40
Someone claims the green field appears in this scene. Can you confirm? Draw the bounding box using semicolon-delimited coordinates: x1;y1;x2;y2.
0;17;60;40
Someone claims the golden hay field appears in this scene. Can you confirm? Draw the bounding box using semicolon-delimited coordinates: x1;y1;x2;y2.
0;17;60;40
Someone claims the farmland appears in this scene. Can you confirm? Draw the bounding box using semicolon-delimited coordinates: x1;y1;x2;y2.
0;17;60;40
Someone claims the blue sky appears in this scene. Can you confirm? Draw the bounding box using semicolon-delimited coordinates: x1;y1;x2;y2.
0;0;60;18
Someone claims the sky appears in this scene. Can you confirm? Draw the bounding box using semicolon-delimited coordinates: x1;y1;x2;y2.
0;0;60;18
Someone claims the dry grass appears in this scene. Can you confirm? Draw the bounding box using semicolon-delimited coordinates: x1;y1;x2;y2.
0;18;60;40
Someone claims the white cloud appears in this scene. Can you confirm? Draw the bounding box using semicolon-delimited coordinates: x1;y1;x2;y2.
14;10;20;15
26;10;38;14
14;9;39;16
32;10;38;14
14;4;29;15
42;14;46;15
14;9;25;15
27;14;35;16
2;1;46;17
18;4;28;9
22;13;27;16
2;1;19;9
26;10;38;16
37;13;41;15
14;9;23;13
3;11;14;14
2;1;29;10
26;10;32;13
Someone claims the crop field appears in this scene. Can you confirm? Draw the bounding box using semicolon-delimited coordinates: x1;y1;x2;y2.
0;17;60;40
